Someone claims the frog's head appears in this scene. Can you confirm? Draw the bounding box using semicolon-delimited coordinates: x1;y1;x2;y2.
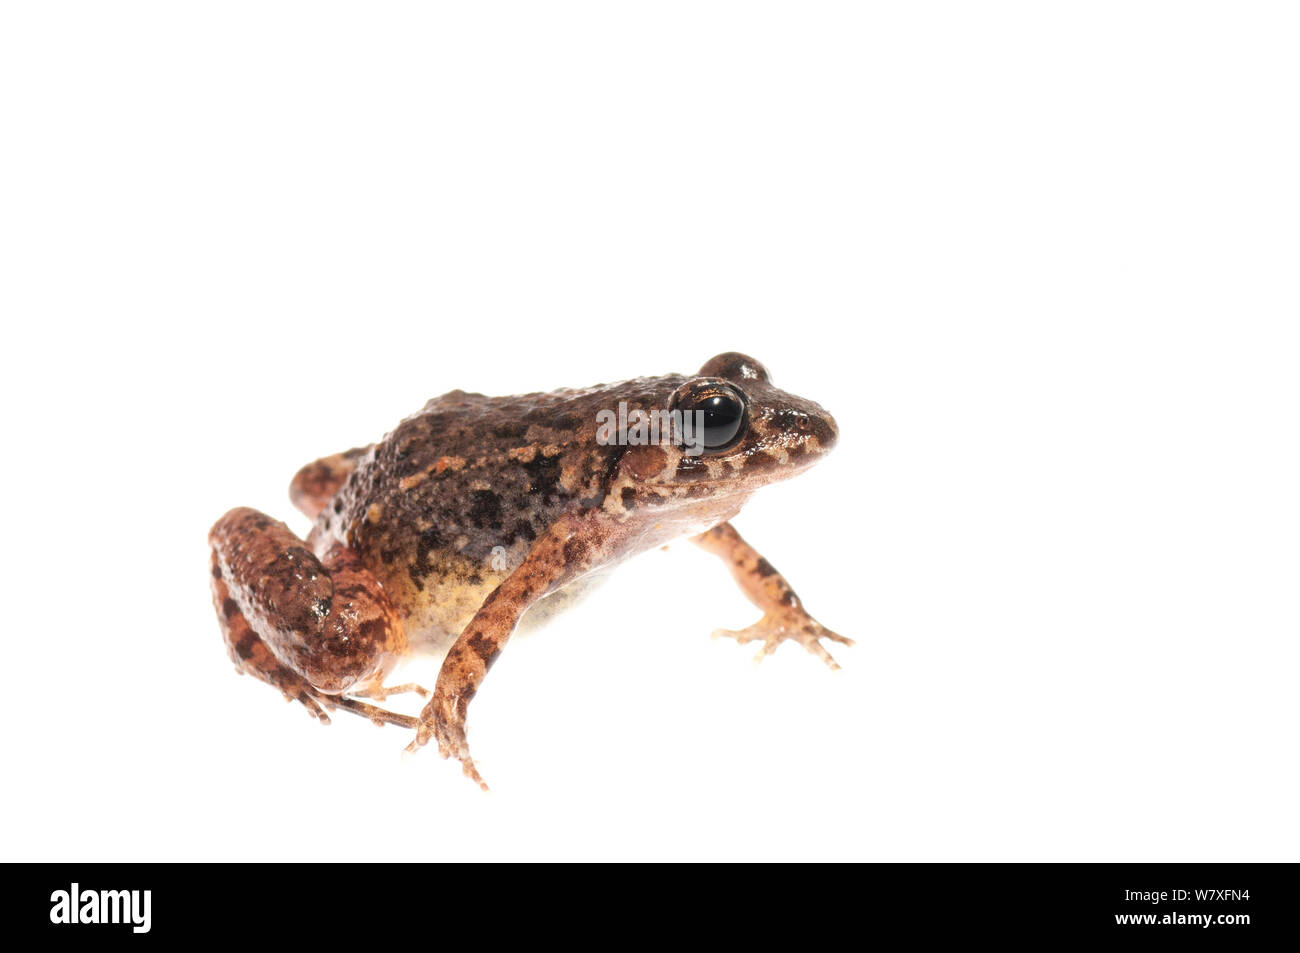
607;352;838;512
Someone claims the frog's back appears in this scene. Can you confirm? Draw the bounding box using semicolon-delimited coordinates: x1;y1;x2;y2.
318;381;676;644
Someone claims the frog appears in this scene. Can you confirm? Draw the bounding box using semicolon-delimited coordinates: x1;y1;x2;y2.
208;351;849;789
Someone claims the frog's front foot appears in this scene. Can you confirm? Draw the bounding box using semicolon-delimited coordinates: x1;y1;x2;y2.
694;521;853;670
407;690;489;791
714;610;854;670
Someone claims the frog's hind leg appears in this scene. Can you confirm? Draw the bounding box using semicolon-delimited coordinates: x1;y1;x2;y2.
210;551;334;723
693;521;853;669
209;506;411;727
289;445;372;518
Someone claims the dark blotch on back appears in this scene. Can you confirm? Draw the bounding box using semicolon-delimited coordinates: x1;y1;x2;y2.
469;490;503;529
410;525;446;589
522;453;562;499
492;421;529;440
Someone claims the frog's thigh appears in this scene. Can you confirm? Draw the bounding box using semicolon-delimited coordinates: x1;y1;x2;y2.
288;445;371;518
210;550;332;723
209;506;407;696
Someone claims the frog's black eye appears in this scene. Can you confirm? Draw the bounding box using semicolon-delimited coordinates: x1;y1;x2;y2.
669;379;748;452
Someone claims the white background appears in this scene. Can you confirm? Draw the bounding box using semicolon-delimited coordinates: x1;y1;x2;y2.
2;2;1297;861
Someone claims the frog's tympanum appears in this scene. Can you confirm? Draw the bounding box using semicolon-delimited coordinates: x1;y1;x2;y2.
208;353;848;788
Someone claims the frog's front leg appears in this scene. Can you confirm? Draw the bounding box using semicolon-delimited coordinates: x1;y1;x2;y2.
408;515;599;790
694;521;853;669
209;507;412;724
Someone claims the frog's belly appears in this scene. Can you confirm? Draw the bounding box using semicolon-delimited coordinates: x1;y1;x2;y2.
372;548;608;653
376;551;504;652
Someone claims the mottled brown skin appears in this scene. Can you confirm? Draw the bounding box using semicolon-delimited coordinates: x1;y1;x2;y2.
208;351;846;788
289;446;370;519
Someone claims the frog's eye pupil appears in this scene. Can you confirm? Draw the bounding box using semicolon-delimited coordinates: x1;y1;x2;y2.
697;393;745;449
670;380;748;452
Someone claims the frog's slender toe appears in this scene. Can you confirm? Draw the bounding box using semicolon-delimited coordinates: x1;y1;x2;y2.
799;622;854;669
460;757;490;792
354;681;429;702
435;720;469;765
290;687;422;728
294;690;333;724
404;686;490;789
328;694;421;729
440;734;491;791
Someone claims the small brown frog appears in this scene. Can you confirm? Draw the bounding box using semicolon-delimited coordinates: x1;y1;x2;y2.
208;352;848;788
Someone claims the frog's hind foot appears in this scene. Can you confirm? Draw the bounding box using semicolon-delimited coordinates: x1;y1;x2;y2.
323;680;428;729
713;612;854;670
352;681;429;702
292;689;333;724
326;693;420;730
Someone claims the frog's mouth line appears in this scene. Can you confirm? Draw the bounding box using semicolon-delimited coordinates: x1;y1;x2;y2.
662;459;831;491
670;440;833;482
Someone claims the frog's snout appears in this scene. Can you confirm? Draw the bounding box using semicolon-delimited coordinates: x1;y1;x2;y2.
790;395;837;451
809;407;838;453
770;398;837;458
816;408;837;449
